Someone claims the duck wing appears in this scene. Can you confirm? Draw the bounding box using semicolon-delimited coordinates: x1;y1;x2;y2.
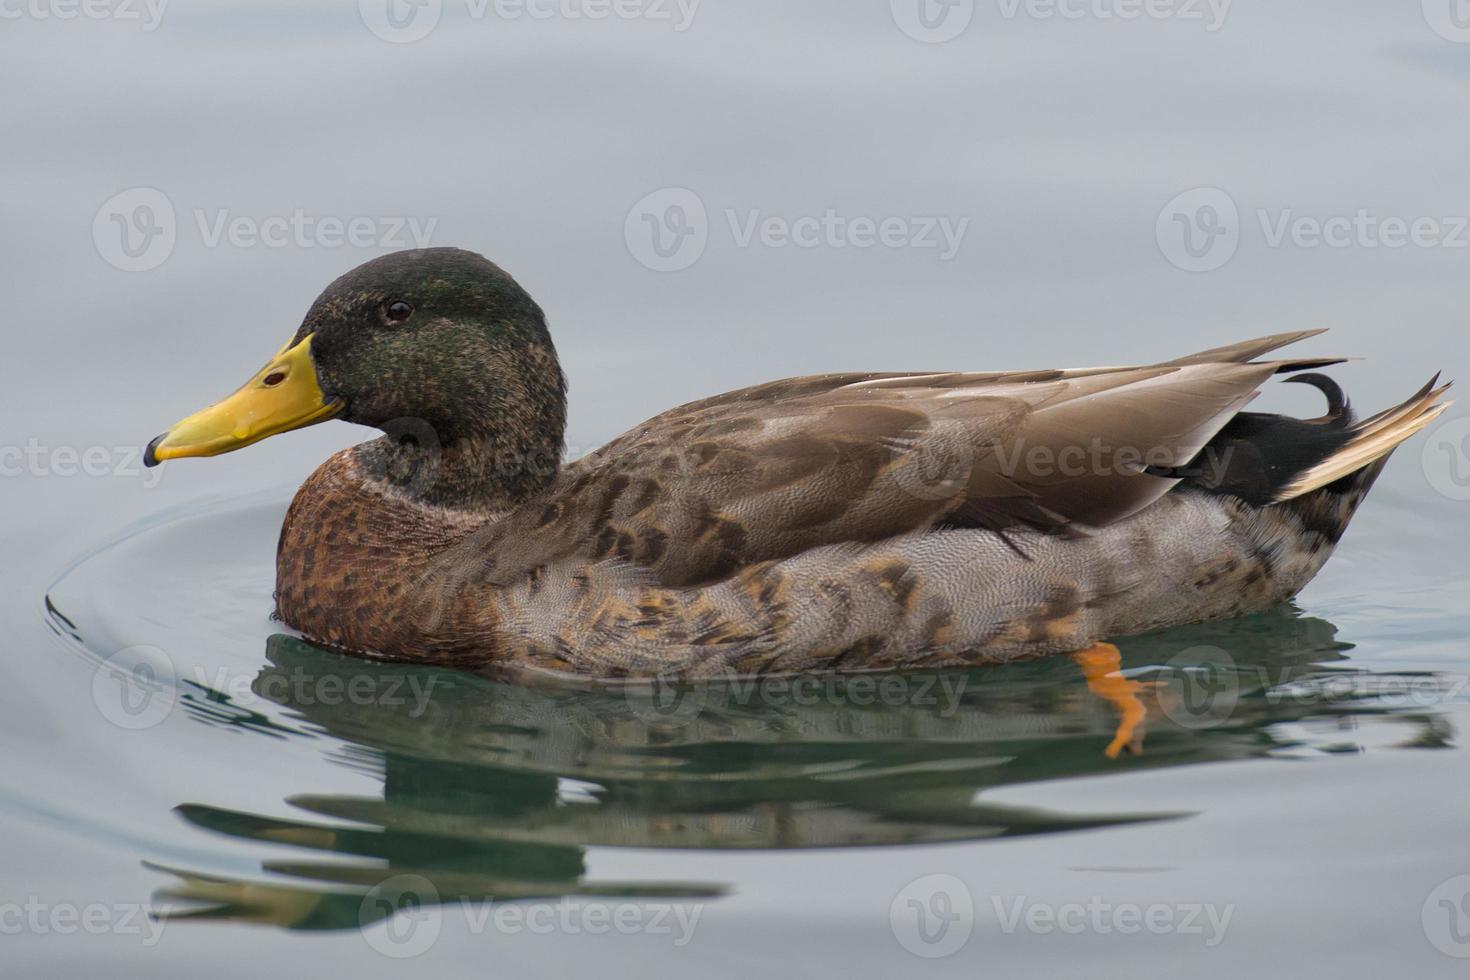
478;331;1341;587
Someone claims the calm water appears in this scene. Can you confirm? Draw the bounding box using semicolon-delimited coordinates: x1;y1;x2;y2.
3;479;1466;976
8;2;1470;976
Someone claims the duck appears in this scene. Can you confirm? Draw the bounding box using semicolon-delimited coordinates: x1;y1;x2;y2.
142;248;1449;749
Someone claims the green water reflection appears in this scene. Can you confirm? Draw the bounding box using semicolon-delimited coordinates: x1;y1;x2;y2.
136;606;1455;931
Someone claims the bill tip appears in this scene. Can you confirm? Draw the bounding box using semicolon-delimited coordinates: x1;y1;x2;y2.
143;433;166;468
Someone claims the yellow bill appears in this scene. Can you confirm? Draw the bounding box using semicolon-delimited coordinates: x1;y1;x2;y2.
143;334;342;467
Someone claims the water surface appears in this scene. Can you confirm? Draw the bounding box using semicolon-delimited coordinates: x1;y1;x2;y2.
8;487;1468;976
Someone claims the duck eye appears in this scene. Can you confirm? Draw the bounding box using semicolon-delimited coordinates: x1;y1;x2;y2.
386;300;414;323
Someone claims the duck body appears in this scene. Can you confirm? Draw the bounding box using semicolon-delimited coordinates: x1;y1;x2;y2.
275;446;1366;676
146;249;1450;678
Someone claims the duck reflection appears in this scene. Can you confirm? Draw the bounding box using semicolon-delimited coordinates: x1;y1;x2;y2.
153;605;1454;929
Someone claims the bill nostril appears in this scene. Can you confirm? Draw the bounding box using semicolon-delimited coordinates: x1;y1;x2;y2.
263;371;287;387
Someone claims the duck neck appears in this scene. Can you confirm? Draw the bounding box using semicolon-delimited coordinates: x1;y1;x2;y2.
352;382;567;514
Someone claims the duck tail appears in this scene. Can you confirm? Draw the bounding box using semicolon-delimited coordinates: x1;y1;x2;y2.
1272;374;1452;502
1156;370;1451;553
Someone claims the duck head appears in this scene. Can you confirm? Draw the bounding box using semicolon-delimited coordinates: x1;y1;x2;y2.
144;248;568;507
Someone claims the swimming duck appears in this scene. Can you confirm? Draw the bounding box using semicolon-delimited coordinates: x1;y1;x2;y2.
142;249;1449;710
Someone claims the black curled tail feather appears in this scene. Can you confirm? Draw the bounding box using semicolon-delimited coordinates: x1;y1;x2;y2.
1281;373;1351;426
1272;373;1451;501
1153;372;1452;509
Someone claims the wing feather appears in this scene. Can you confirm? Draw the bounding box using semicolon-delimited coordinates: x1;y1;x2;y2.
488;333;1342;585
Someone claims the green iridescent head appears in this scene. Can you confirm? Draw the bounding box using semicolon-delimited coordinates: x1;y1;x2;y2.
145;248;568;504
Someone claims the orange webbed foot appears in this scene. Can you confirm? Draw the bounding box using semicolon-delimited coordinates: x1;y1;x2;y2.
1073;642;1149;759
